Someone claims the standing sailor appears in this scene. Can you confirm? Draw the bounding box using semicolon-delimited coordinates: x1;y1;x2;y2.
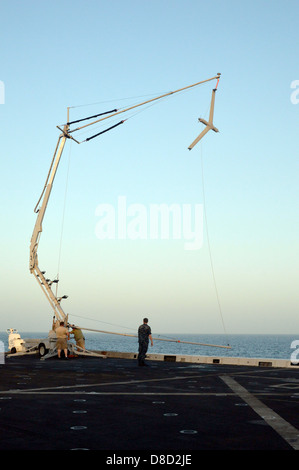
137;317;153;366
56;321;70;359
70;325;85;350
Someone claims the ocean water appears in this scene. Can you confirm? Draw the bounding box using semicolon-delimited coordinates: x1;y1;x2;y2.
1;330;298;360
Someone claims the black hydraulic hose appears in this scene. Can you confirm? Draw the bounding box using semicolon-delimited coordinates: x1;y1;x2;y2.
85;120;125;142
67;109;118;126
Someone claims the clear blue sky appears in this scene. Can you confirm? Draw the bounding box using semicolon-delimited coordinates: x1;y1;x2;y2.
0;0;298;335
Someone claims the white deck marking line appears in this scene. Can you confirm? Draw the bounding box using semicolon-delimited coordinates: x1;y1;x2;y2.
221;375;299;450
0;373;211;394
1;391;231;396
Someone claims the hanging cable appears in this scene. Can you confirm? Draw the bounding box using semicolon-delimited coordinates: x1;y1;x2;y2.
200;145;230;345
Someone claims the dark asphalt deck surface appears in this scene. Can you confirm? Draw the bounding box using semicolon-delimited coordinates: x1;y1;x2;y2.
0;354;299;454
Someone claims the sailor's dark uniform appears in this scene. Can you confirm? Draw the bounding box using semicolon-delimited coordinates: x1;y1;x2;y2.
138;323;151;365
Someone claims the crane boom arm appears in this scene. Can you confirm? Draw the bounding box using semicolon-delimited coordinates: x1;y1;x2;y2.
29;125;70;323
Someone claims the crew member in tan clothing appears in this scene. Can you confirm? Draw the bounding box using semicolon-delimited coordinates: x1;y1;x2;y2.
70;326;85;350
56;321;70;358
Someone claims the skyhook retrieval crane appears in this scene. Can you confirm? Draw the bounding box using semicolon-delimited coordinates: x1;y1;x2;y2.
24;73;229;359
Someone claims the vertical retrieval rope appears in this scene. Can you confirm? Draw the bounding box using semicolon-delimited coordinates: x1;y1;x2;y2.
200;144;230;341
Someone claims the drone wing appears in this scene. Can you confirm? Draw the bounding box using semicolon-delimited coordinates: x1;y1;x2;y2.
188;126;210;150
